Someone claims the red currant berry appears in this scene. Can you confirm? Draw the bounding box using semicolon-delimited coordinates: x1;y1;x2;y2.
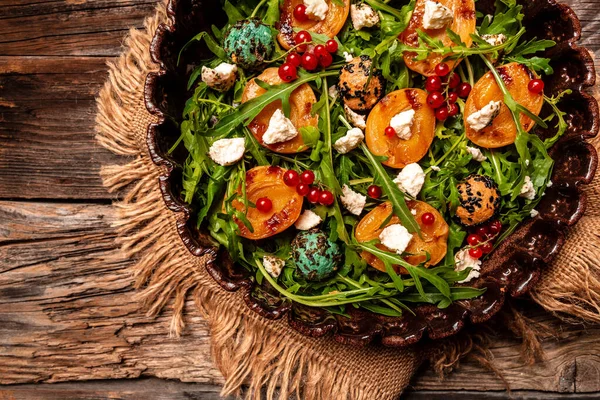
475;226;489;237
421;212;435;225
385;126;396;137
427;91;445;109
448;73;461;89
447;91;458;104
278;63;297;82
286;52;302;67
425;76;443;92
319;190;335;206
294;31;312;52
481;242;494;254
318;51;333;68
528;79;545;94
314;44;328;57
293;4;308;22
325;39;338;53
448;103;459;117
300;170;315;185
435;107;449;121
301;52;319;71
435;63;450;77
256;197;273;213
469;247;483;259
467;234;482;246
283;170;300;186
367;185;382;199
296;183;310;196
307;187;321;203
457;82;472;98
488;220;502;235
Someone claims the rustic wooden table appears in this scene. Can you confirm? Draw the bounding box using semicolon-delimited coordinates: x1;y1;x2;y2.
1;0;600;398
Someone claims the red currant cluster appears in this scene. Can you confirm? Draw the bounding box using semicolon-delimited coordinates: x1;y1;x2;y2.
465;220;502;259
277;31;338;83
425;63;472;122
283;169;335;206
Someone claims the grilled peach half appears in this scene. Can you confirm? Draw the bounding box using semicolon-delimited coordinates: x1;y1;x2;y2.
465;62;544;148
355;201;449;273
277;0;350;49
365;89;435;169
231;166;303;240
399;0;476;76
242;67;318;154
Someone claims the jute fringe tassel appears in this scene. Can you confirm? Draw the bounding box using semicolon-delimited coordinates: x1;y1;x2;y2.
95;2;421;399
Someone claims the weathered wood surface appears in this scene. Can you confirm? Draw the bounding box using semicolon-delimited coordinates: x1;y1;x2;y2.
0;0;600;398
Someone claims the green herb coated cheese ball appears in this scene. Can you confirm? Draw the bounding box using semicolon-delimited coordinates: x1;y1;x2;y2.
223;19;274;70
291;229;342;282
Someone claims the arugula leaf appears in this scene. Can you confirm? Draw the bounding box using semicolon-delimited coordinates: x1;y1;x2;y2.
177;32;227;65
509;38;556;57
223;0;245;25
262;0;280;25
479;1;523;36
505;55;554;75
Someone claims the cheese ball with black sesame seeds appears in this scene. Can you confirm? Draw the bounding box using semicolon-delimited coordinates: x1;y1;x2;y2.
456;174;501;227
337;55;385;113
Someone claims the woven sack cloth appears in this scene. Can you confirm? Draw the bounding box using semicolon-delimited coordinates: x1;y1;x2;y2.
95;2;600;399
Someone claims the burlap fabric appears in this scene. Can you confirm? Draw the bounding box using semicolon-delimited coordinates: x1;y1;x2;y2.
95;2;600;399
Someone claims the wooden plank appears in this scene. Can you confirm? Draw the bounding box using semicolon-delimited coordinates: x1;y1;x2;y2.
1;201;600;393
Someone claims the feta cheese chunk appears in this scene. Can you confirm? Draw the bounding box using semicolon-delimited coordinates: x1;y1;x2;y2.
431;165;441;172
263;255;285;278
351;3;379;31
208;138;245;166
201;63;238;92
393;163;425;198
344;104;366;130
482;33;507;46
423;0;453;30
530;209;540;218
295;210;322;230
343;51;354;62
466;100;502;132
390;109;415;140
304;0;329;21
379;224;413;255
340;184;367;216
328;85;339;102
334;127;364;154
466;146;487;162
454;248;482;283
263;109;298;145
520;175;536;200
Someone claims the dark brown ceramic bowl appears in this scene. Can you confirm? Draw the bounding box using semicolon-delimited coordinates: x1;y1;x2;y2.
145;0;598;347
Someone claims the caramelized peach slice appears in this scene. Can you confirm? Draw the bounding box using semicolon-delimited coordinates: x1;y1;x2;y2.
465;62;544;148
355;201;449;273
231;166;303;240
399;0;476;76
242;67;318;154
277;0;350;49
365;89;435;169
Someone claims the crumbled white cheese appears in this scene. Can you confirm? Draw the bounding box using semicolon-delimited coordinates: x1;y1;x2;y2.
423;0;453;30
466;146;487;162
328;85;339;102
232;102;240;108
208;138;245;166
263;255;285;278
431;165;441;172
520;176;536;200
304;0;329;21
454;248;482;283
530;209;540;218
379;224;413;255
343;51;354;62
334;127;364;154
340;184;367;216
262;109;298;145
209;115;219;127
201;63;238;92
351;3;379;31
467;100;502;132
411;209;417;216
344;104;366;130
525;159;530;166
547;180;553;187
482;33;507;46
390;109;415;140
393;163;425;198
295;210;322;230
